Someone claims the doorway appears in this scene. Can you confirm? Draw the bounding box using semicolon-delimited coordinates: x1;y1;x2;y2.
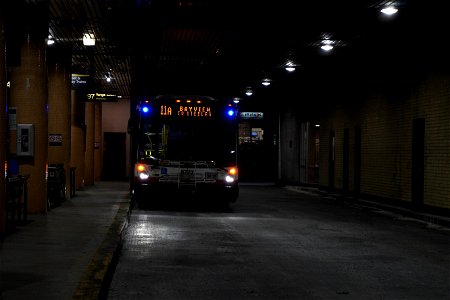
102;132;126;181
412;118;425;209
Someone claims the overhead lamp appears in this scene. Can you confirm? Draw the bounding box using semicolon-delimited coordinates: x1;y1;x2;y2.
83;33;96;46
320;39;334;52
232;97;240;104
105;72;112;82
245;88;253;96
47;35;55;45
285;66;295;72
381;5;398;15
262;78;271;86
284;60;296;72
321;44;333;51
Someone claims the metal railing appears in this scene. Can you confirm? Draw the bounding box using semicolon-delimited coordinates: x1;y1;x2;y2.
5;174;29;235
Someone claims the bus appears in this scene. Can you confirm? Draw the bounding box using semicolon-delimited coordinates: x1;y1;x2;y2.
128;94;239;208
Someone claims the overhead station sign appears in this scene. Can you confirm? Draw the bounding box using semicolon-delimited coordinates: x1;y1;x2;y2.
240;112;264;119
86;92;118;102
71;74;90;89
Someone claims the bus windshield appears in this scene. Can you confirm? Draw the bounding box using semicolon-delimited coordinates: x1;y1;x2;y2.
137;96;237;167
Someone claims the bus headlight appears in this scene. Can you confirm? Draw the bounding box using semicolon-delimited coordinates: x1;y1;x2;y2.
139;173;150;180
135;163;150;180
225;175;235;183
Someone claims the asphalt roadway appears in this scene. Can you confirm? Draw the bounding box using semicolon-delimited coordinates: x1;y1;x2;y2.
108;184;450;300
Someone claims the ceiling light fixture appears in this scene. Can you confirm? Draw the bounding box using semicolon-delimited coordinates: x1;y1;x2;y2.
381;5;398;15
83;33;96;46
320;39;334;51
284;60;296;72
47;35;55;45
285;66;295;72
262;78;271;86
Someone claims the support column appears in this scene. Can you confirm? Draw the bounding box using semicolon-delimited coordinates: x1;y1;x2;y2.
0;7;7;236
94;102;102;181
84;101;94;186
48;48;71;199
70;90;85;190
9;4;48;214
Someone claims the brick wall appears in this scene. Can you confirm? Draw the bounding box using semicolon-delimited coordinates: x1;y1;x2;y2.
320;73;450;210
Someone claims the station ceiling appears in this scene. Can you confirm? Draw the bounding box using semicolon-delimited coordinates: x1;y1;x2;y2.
4;0;449;106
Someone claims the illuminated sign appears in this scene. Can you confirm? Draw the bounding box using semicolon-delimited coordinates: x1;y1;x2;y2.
71;74;90;89
86;92;118;102
240;112;264;119
160;105;212;117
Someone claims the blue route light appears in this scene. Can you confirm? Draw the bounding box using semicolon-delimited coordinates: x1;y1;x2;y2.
226;109;235;118
141;105;150;114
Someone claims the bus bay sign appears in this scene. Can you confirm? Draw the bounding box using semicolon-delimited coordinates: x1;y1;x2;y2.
240;112;264;119
85;92;118;102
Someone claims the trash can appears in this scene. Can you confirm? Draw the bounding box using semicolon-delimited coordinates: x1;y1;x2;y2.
47;164;66;208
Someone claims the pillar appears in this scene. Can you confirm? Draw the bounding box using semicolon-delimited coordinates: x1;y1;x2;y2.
94;102;102;181
84;101;94;186
70;89;85;190
48;48;71;199
9;3;48;214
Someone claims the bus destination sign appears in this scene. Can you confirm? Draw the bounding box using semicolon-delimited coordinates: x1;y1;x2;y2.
160;105;212;117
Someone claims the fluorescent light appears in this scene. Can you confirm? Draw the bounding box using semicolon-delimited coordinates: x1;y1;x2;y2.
321;44;334;51
381;6;398;15
285;66;295;72
83;33;95;46
262;79;271;86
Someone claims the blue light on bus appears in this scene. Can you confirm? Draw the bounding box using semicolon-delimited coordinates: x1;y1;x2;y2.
227;109;235;117
142;106;150;114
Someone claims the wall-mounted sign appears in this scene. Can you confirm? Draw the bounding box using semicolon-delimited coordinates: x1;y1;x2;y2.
71;74;90;89
49;134;63;146
86;92;118;102
240;112;264;119
8;107;16;130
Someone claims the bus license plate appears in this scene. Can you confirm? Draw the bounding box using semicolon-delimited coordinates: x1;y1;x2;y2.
181;169;194;175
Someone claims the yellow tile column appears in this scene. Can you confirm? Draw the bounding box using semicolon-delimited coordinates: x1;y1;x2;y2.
84;101;94;186
70;90;85;190
9;19;48;213
48;49;71;199
94;102;103;182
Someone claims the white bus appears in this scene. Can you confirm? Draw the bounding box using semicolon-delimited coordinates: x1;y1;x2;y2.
129;95;239;208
